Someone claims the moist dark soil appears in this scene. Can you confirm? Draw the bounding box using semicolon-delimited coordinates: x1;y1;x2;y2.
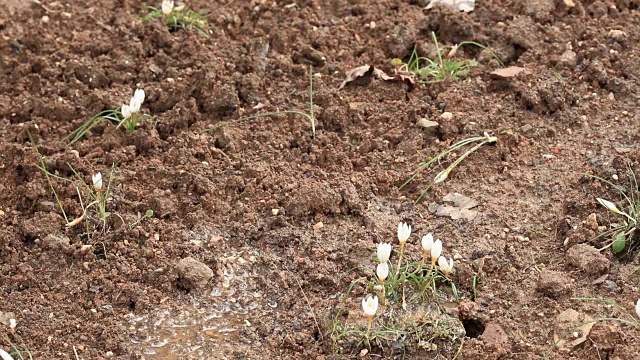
2;0;640;359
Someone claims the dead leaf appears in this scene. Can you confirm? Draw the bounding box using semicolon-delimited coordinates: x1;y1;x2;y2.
490;66;531;78
339;65;374;89
553;309;594;350
562;0;575;7
339;66;415;90
426;0;475;12
435;193;479;221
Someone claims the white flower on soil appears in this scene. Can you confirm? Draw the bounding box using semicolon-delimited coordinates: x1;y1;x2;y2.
376;262;389;283
162;0;174;15
377;243;391;263
92;172;103;192
362;295;379;317
431;239;442;265
397;222;411;246
438;256;454;275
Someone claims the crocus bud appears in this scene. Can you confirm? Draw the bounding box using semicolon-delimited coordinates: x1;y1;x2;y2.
397;222;411;246
92;172;103;191
596;198;623;215
421;233;434;257
134;88;145;104
377;243;392;263
431;239;442;265
438;256;454;275
162;0;174;15
362;295;379;317
129;96;141;113
121;104;131;119
433;169;449;184
376;262;389;283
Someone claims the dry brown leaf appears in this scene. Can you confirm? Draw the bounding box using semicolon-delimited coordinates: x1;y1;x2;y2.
340;65;415;90
490;66;531;78
339;65;374;89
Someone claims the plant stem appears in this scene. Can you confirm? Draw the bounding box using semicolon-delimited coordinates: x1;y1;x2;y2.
365;316;373;348
396;245;405;275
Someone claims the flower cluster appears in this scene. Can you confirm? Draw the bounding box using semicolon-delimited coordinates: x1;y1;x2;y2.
362;222;456;320
121;89;145;122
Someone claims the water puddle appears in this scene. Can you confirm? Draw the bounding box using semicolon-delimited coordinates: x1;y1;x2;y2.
126;247;271;359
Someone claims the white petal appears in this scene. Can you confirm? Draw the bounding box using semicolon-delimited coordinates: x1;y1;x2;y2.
92;172;103;191
121;104;131;119
134;88;145;104
421;234;434;250
377;243;391;263
162;0;174;15
431;240;442;261
596;198;621;215
376;263;389;281
129;97;141;113
0;349;15;360
636;299;640;319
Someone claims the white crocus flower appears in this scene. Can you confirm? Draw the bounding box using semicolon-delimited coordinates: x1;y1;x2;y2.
597;198;623;215
362;295;379;317
121;104;131;119
134;88;145;104
92;172;103;192
376;262;389;283
431;239;442;265
162;0;174;15
421;233;434;258
438;256;454;275
397;222;411;246
377;243;392;263
597;198;636;224
129;95;142;114
636;299;640;319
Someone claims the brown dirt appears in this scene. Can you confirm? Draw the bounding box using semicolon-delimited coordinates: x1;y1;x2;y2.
2;0;640;359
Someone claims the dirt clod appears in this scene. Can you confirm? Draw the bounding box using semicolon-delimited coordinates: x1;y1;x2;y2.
537;269;573;298
566;244;610;275
175;257;214;291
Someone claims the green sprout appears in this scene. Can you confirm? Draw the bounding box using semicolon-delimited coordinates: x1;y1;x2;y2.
129;209;154;229
589;167;640;253
143;2;209;36
205;65;317;138
65;89;153;145
392;32;501;84
402;132;498;202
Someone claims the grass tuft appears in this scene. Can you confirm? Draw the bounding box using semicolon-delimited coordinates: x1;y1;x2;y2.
143;6;209;36
392;32;502;84
402;132;498;202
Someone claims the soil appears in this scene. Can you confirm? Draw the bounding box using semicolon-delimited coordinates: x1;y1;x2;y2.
2;0;640;359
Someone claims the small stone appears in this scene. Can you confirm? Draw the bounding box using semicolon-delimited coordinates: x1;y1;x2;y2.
175;257;214;290
585;213;598;230
612;174;618;180
497;22;506;28
608;30;626;41
313;221;324;230
537;269;573;298
417;118;439;130
41;15;49;23
441;112;453;121
559;50;577;68
520;124;533;133
567;244;610;275
272;208;279;216
0;209;5;217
